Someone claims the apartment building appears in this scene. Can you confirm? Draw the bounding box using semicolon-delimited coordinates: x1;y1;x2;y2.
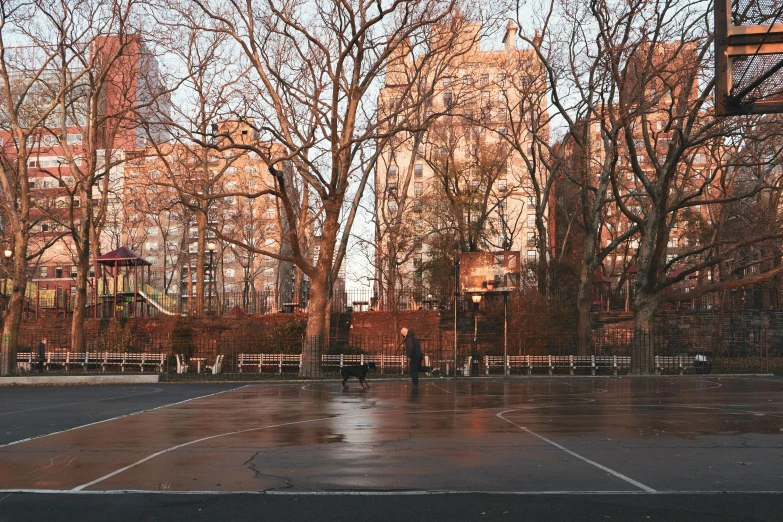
555;42;725;289
123;120;297;312
0;34;170;296
374;18;549;298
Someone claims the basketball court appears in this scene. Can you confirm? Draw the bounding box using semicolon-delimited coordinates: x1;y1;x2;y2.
0;376;781;520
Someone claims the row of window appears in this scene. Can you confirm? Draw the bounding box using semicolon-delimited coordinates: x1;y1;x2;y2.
38;266;81;279
442;73;507;89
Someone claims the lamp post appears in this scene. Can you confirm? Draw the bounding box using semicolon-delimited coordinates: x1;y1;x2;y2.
471;293;481;376
207;242;216;313
3;247;11;300
453;244;460;379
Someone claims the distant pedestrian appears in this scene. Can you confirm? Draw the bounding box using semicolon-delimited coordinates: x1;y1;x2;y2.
36;338;47;372
400;328;423;386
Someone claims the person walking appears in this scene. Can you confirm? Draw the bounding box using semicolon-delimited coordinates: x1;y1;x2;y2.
400;328;423;386
36;338;47;373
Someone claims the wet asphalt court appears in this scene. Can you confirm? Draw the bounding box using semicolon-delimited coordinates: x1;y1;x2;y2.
0;377;781;520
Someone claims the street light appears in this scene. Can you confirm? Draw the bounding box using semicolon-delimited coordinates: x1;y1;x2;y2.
207;242;216;313
471;293;482;376
2;247;11;297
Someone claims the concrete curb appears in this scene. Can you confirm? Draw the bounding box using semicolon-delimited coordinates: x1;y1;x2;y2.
0;375;160;385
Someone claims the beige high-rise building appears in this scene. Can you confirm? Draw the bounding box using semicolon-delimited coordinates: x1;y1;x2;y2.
374;18;549;301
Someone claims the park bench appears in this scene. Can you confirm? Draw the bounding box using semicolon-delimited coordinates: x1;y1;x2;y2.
572;355;596;375
17;352;33;372
205;355;224;374
258;354;301;374
44;352;69;371
595;355;631;375
100;352;126;372
655;355;695;375
237;353;263;372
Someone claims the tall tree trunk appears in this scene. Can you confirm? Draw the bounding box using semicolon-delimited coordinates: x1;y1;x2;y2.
536;214;548;297
576;263;594;356
71;191;91;353
195;210;206;314
631;298;656;375
576;208;600;356
300;272;327;378
1;231;27;375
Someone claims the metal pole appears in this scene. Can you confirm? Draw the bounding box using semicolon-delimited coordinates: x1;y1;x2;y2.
504;291;508;380
454;250;459;379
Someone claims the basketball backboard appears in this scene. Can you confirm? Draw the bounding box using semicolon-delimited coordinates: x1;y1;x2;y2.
715;0;783;115
459;251;520;293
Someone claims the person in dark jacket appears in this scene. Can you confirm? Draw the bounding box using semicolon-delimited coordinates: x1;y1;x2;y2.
36;338;47;373
400;328;423;386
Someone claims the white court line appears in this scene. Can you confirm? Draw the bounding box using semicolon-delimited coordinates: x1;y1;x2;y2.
0;385;251;449
72;414;338;491
71;407;466;491
497;410;656;493
1;488;782;495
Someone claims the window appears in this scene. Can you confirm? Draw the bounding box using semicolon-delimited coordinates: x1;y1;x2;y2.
498;126;507;136
55;267;63;278
225;167;237;175
225;268;236;278
244;165;257;174
413;200;422;213
40;267;48;278
527;232;535;246
388;200;398;214
224;253;235;263
146;227;158;237
414;218;423;231
443;92;453;107
527;214;535;227
462;75;472;87
387;166;398;179
266;208;275;219
145;241;158;251
70;266;77;278
497;108;507;121
498;179;507;191
413;255;422;268
66;133;82;145
414;182;423;196
471;180;479;191
527;250;536;262
480;74;489;87
498;73;507;87
443;76;451;88
414;164;423;178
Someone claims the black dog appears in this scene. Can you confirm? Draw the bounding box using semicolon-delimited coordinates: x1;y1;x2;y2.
341;362;376;389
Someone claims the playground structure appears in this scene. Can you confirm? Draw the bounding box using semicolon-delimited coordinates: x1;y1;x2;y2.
92;247;181;318
0;247;184;319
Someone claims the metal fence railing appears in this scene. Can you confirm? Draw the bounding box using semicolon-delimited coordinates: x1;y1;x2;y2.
10;327;782;378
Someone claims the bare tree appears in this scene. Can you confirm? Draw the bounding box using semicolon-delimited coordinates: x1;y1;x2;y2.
175;0;505;377
0;0;122;373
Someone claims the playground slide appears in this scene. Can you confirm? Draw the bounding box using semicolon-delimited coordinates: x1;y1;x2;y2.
137;289;184;316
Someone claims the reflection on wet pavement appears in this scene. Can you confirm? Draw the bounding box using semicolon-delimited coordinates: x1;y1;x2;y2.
1;377;781;493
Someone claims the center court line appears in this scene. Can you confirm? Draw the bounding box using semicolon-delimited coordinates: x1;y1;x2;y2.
496;410;656;493
0;384;252;449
